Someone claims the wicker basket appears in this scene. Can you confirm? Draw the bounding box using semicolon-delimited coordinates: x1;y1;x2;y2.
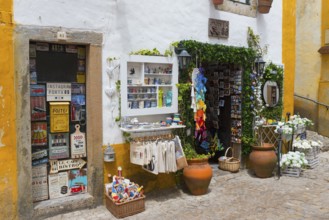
105;193;145;218
218;147;240;172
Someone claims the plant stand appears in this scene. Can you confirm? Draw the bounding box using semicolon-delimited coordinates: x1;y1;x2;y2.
282;167;301;177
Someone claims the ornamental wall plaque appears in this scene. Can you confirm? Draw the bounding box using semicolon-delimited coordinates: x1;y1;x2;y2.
208;18;229;39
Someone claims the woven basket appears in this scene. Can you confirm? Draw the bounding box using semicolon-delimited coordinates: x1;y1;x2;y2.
218;147;240;172
105;193;145;218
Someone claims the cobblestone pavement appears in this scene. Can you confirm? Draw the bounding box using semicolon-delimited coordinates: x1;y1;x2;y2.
46;150;329;220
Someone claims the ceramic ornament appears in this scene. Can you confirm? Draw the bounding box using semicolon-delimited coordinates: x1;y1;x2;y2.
70;124;86;158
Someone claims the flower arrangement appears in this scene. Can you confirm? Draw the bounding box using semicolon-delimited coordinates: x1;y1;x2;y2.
292;139;322;156
287;114;313;130
274;121;293;135
280;151;308;170
274;115;313;136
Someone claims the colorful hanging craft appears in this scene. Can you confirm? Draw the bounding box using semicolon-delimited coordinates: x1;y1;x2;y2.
193;67;207;142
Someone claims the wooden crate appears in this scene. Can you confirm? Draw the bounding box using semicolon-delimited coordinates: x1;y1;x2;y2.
282;167;301;177
307;157;319;169
105;193;145;218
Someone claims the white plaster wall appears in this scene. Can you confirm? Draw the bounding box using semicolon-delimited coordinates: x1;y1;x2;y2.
14;0;282;145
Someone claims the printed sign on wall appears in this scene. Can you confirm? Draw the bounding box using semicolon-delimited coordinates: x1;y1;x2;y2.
47;83;71;101
32;164;48;202
49;159;86;174
48;172;69;199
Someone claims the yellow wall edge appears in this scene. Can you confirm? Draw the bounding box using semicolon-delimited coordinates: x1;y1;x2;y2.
282;0;296;117
0;0;17;219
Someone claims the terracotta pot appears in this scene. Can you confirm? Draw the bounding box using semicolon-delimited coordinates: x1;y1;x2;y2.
249;143;277;178
258;0;273;14
183;158;212;195
213;0;224;5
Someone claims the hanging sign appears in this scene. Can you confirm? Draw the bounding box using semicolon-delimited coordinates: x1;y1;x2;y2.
50;102;70;133
47;83;71;101
70;124;86;158
49;158;86;174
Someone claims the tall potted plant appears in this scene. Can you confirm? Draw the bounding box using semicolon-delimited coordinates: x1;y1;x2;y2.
182;144;212;195
258;0;273;14
175;83;212;195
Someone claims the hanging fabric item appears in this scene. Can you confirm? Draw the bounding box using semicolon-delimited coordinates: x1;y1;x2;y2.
174;135;188;170
191;68;199;112
130;141;145;166
131;136;185;174
142;142;158;175
193;67;207;143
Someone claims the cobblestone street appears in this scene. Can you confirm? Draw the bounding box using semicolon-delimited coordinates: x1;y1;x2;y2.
46;149;329;220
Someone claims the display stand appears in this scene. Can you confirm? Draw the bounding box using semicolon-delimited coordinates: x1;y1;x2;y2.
120;55;178;117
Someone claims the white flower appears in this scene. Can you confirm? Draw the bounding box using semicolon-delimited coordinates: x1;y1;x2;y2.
280;151;308;169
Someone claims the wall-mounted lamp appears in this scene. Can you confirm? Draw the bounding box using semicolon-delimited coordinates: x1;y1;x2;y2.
175;44;191;70
104;144;115;162
255;56;266;76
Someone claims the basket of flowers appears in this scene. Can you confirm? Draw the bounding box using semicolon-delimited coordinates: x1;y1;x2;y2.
293;139;322;168
280;151;308;177
218;147;240;172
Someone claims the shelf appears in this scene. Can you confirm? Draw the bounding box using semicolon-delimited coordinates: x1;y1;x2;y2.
121;55;178;117
144;73;172;76
120;125;186;133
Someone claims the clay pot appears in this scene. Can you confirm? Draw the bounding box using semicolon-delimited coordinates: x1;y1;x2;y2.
183;158;212;195
258;0;273;14
249;143;277;178
213;0;224;5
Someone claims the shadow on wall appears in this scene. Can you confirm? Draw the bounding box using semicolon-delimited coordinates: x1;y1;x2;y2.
294;97;318;132
103;143;176;193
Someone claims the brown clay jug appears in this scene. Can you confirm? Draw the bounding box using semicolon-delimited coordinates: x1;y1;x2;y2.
249;143;277;178
183;158;212;195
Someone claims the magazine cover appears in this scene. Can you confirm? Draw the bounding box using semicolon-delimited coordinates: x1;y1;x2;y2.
68;169;87;195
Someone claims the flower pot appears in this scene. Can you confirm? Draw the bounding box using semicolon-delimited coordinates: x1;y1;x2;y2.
249;143;277;178
213;0;224;5
258;0;273;14
183;158;212;195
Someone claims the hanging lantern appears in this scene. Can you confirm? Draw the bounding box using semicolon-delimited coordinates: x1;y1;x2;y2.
104;144;115;162
255;56;266;76
177;49;192;70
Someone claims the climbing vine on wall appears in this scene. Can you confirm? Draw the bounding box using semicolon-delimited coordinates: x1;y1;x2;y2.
177;40;257;155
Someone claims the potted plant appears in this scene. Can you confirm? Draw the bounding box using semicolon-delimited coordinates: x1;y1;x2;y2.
182;143;213;196
213;0;224;5
249;118;277;178
257;0;273;14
